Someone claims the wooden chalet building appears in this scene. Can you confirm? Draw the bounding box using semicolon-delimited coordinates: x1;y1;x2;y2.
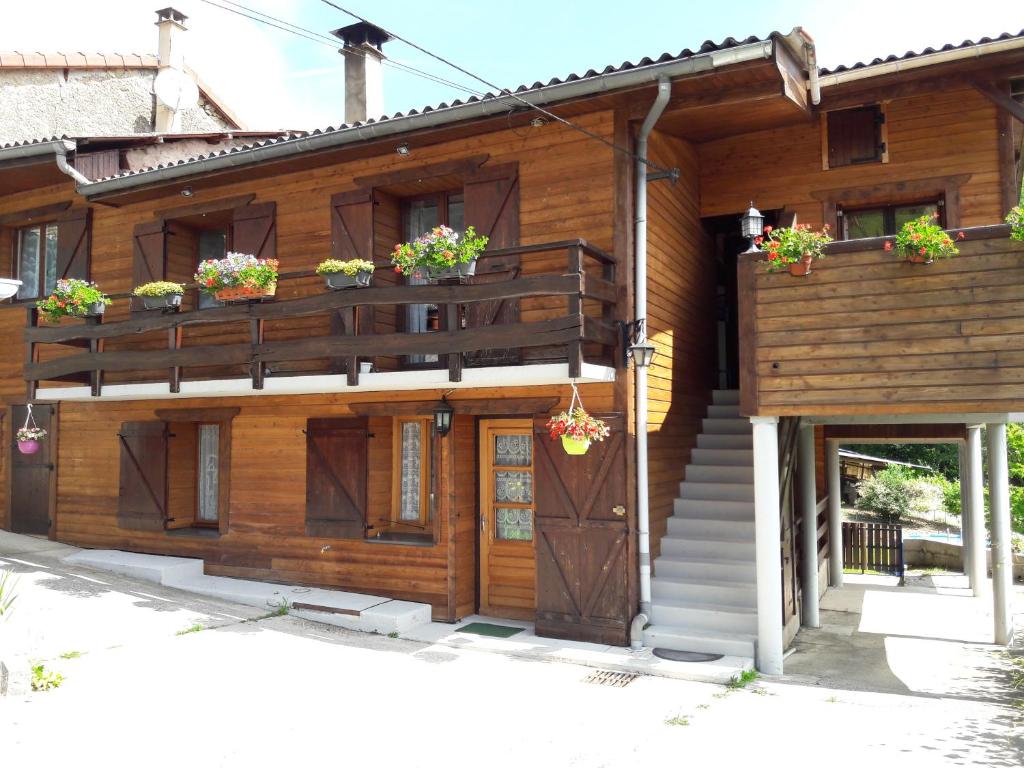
1;21;1022;672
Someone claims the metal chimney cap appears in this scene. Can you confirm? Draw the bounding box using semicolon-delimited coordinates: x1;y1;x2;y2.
155;7;188;25
331;21;393;51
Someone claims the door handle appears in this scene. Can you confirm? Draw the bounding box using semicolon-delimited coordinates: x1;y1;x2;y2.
612;505;625;517
480;515;486;531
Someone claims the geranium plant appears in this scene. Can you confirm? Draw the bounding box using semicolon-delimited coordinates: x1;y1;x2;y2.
194;252;279;294
391;225;488;277
760;224;833;274
316;258;375;276
884;213;962;262
16;426;47;442
546;407;610;455
133;281;185;297
36;279;111;322
1007;205;1024;242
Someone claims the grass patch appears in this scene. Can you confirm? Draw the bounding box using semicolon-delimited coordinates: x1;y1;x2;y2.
31;664;64;692
727;669;758;689
387;631;399;639
59;651;83;660
176;623;204;636
664;716;690;727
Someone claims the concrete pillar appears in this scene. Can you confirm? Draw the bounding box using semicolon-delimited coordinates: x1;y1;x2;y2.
966;426;987;597
958;441;972;582
826;439;843;588
986;423;1014;645
751;416;784;675
798;423;820;628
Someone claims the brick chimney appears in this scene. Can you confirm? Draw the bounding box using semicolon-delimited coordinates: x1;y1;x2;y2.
154;7;189;132
332;22;392;124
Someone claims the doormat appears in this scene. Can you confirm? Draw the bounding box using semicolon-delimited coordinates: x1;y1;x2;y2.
652;648;724;663
454;622;524;638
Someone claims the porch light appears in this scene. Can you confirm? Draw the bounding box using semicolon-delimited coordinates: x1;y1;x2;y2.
396;142;410;156
740;203;764;253
0;278;22;301
432;396;454;437
620;318;656;368
628;341;656;369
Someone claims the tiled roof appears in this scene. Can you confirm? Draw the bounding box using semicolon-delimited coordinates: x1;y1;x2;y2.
0;135;69;151
0;52;159;69
819;30;1024;75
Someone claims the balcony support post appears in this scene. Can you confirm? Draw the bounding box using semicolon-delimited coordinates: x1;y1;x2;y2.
25;307;37;401
445;302;462;382
250;318;266;389
87;315;104;397
567;244;583;379
168;326;182;393
340;306;358;386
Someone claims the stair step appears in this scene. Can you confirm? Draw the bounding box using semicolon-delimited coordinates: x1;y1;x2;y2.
667;517;754;540
684;464;754;484
697;433;752;449
660;536;755;559
652;576;757;608
691;448;754;467
643;624;755;658
707;404;741;418
702;418;752;435
678;481;755;502
672;498;754;520
712;390;740;406
650;599;757;634
654;556;756;583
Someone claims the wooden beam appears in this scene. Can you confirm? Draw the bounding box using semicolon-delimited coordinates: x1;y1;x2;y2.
154;407;240;422
996;97;1020;216
971;78;1024;124
153;193;256;221
0;201;72;227
349;397;559;416
352;154;489;188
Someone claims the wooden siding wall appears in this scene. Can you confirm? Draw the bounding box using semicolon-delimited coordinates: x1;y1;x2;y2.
644;130;716;561
740;232;1024;417
699;87;1004;228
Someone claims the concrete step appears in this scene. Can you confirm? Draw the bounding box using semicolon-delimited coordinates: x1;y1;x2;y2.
643;624;755;658
654;555;756;583
707;404;741;418
64;550;205;585
667;517;754;540
697;433;752;449
672;497;755;521
652;576;757;608
660;536;755;560
712;390;740;406
684;464;754;484
650;599;758;634
691;448;754;467
702;418;752;435
678;481;755;502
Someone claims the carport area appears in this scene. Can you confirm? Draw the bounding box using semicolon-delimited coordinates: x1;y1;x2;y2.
785;572;1024;701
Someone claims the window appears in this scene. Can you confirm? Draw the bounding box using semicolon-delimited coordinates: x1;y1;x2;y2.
825;105;885;169
197;226;230;309
392;417;433;527
15;222;58;299
838;200;943;240
196;424;220;524
402;191;464;365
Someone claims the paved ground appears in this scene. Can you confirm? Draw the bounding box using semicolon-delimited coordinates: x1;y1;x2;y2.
1;535;1021;767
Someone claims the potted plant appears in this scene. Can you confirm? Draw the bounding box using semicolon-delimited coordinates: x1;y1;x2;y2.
36;279;111;323
194;252;279;302
133;281;185;311
316;258;375;290
760;224;833;276
16;425;46;455
1007;205;1024;242
545;406;610;456
391;225;489;281
884;213;962;263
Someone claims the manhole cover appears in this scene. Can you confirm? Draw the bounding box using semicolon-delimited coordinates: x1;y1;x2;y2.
582;669;638;687
652;648;724;663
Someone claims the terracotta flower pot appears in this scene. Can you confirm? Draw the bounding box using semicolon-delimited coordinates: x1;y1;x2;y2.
789;254;814;277
906;253;933;264
560;435;591;455
17;439;40;455
214;283;277;302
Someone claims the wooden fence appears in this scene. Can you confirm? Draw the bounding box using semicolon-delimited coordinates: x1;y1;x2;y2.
841;521;904;581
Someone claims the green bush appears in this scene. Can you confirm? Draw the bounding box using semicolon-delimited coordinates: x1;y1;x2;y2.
936;476;962;516
856;466;916;522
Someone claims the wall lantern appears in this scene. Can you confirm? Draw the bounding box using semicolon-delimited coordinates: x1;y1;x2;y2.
395;142;410;156
740;202;764;253
432;396;454;437
620;318;656;368
0;278;22;301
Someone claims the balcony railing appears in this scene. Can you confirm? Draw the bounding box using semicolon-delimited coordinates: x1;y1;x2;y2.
22;240;618;398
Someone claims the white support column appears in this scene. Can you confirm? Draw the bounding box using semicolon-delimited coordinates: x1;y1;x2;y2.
958;441;972;583
826;438;843;588
751;416;783;675
986;423;1014;645
798;422;820;628
966;426;987;597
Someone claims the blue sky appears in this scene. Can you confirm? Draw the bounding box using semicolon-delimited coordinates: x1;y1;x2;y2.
2;0;1022;129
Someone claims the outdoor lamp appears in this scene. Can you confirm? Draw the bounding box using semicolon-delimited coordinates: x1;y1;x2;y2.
620;319;656;368
740;203;764;253
432;396;454;437
628;340;656;369
0;278;22;301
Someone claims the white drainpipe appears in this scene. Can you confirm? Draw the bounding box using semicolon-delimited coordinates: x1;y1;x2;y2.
632;76;671;647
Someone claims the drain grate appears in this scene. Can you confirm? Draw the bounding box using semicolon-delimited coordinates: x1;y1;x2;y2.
582;669;638;687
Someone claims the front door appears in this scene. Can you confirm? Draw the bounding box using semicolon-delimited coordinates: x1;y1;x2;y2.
9;403;55;536
478;419;536;620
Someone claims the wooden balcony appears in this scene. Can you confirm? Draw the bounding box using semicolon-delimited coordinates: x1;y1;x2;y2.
23;240;618;398
738;224;1024;418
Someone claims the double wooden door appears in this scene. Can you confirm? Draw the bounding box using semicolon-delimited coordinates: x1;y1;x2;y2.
9;404;55;536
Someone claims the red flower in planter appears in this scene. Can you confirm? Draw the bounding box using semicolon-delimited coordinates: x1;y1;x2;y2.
883;241;893;251
957;231;966;240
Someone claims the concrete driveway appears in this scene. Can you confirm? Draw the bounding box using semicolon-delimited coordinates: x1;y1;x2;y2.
1;534;1021;767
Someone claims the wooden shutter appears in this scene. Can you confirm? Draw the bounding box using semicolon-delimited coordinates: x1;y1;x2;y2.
305;418;368;539
232;202;277;260
55;207;91;281
827;106;883;168
117;421;169;532
330;189;375;261
533;414;631;646
73;150;120;181
132;220;167;287
463;163;521;366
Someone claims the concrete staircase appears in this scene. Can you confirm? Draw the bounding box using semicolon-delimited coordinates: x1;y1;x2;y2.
643;389;757;659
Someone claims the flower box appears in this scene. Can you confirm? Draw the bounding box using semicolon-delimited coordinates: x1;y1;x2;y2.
324;270;373;290
195;252;279;302
214;283;277;302
139;294;183;311
36;279;111;323
430;257;478;281
392;225;488;281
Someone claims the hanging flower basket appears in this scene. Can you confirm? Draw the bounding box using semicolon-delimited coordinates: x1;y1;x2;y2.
545;384;610;456
195;252;279;303
885;213;963;264
391;225;488;283
16;415;46;455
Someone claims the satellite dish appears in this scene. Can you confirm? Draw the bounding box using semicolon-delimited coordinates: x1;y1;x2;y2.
154;68;200;111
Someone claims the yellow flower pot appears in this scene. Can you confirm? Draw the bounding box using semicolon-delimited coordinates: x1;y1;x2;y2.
560;435;591;456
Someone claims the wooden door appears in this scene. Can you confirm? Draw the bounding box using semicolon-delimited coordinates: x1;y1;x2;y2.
9;404;55;536
479;419;536;620
533;415;631;645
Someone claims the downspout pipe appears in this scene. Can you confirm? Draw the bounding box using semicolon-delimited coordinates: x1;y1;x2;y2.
633;76;672;646
54;144;91;186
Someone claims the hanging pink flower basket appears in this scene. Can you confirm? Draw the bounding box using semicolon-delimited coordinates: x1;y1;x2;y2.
17;423;46;455
17;439;40;455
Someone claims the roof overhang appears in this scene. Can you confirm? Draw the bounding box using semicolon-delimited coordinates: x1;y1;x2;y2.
0;138;85;194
